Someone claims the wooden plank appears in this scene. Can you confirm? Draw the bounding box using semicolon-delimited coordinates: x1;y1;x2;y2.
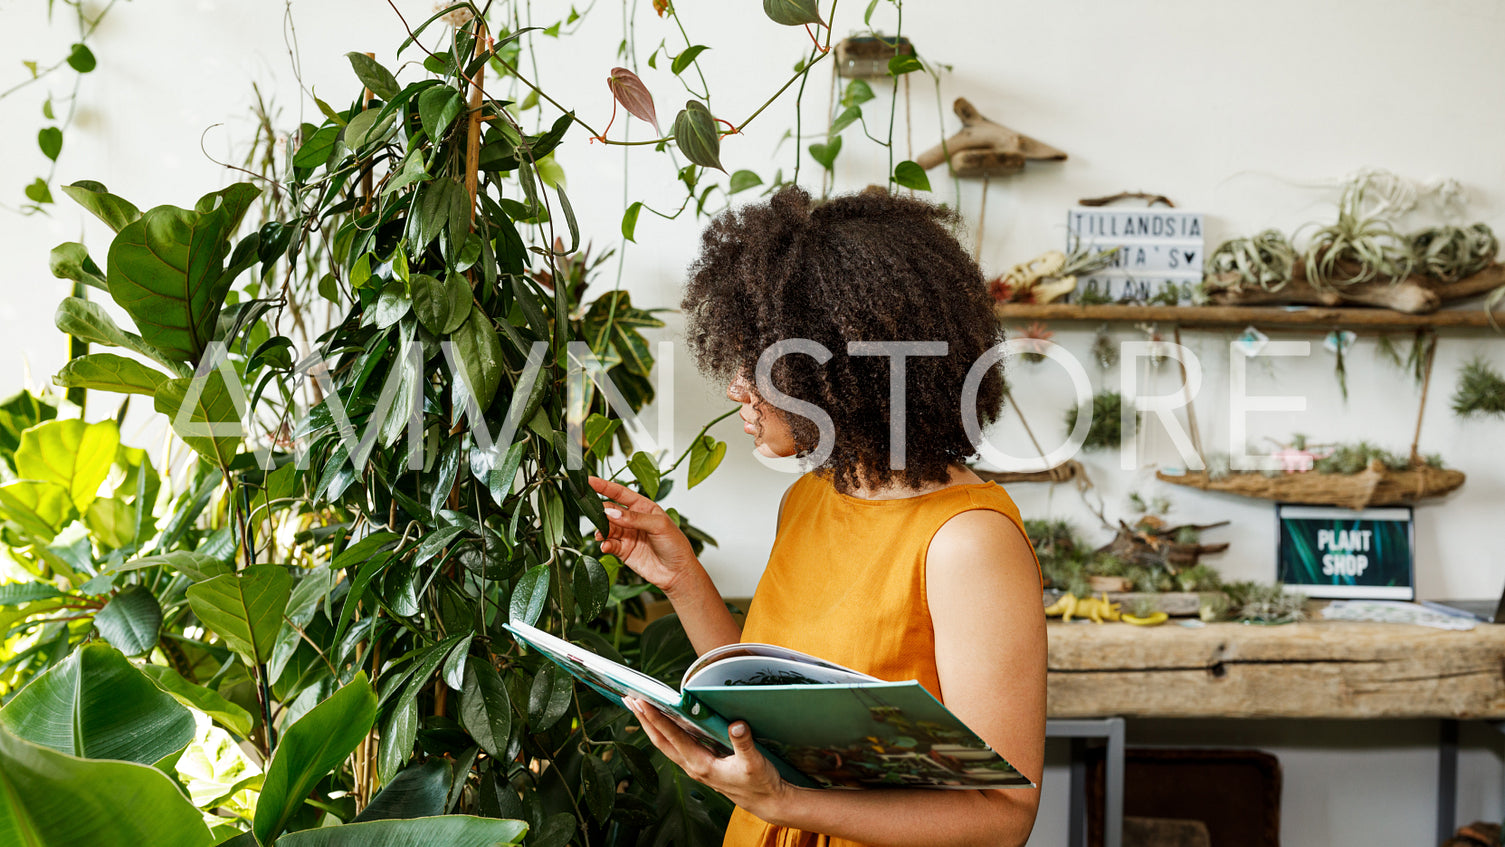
1046;620;1505;719
994;302;1502;330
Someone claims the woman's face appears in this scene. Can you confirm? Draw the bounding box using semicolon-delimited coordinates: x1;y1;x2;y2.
727;374;797;458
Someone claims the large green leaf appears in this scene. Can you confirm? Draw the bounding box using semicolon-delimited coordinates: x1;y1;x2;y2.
53;297;182;374
185;564;291;665
254;673;378;845
94;584;162;657
106;186;261;364
458;662;511;758
154;369;242;470
53;353;170;397
451;304;504;413
0;725;213;847
277;816;526;847
139;664;255;738
49;243;107;291
14;419;119;512
60;180;141;234
355;759;451;822
0;481;75;542
111;550;232;582
0;642;194;764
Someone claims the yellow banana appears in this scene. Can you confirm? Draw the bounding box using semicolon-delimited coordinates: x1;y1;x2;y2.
1122;611;1169;626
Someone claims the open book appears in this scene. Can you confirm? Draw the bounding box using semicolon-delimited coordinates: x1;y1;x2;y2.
504;620;1032;790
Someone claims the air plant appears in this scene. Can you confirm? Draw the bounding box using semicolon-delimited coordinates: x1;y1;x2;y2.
1090;324;1118;370
1409;223;1498;282
1207;228;1296;291
1016;321;1053;363
1451;357;1505;419
1303;184;1413;289
1222;581;1306;625
1065;390;1125;452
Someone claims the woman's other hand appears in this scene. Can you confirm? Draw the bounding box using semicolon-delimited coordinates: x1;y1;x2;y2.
588;475;701;596
624;697;792;823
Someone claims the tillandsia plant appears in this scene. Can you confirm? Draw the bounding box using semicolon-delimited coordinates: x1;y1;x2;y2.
1205;229;1296;292
1302;184;1414;289
0;1;928;845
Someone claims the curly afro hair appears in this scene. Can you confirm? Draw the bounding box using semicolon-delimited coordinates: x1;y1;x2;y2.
682;185;1006;493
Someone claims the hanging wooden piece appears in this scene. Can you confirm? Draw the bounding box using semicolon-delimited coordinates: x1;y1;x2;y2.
975;459;1084;485
1156;463;1464;511
916;98;1066;178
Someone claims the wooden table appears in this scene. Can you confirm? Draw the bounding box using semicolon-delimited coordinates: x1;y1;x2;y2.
1047;619;1505;719
1045;619;1505;844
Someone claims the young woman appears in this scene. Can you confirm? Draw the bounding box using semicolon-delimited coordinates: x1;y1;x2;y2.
589;186;1046;847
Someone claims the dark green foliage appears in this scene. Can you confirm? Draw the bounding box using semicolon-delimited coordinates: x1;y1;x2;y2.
1064;390;1125;452
1451;357;1505;419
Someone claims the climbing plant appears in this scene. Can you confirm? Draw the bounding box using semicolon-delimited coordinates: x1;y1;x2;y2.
0;1;946;845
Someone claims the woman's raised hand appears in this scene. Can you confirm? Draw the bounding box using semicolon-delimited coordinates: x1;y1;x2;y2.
587;476;701;596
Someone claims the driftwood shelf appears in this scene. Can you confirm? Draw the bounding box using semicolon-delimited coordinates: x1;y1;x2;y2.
1155;466;1466;510
1047;619;1505;719
994;302;1503;330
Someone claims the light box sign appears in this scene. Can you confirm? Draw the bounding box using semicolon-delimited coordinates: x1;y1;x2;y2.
1065;208;1204;304
1276;505;1415;599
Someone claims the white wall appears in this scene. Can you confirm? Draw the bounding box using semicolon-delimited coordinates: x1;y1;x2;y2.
1;1;1502;843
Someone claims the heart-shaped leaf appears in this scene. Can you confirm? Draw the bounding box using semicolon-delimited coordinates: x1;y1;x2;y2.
671;100;724;172
808;135;842;172
606;68;659;133
688;435;726;488
763;0;824;26
893;160;932;192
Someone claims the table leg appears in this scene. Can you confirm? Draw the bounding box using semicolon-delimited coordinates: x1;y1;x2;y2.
1437;719;1458;847
1070;736;1086;847
1104;717;1124;847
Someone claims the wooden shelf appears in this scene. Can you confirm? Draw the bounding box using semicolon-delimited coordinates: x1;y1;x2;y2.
994;302;1503;331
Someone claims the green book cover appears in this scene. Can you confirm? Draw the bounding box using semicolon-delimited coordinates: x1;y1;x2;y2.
504;620;1033;791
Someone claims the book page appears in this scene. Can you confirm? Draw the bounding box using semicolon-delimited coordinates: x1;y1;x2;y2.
686;655;877;688
505;620;679;706
682;642;878;689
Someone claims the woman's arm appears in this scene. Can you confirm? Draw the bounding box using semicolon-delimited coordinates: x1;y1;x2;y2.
589;476;742;653
626;506;1047;847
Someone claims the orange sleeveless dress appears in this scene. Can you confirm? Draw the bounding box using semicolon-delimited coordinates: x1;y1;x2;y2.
721;472;1036;847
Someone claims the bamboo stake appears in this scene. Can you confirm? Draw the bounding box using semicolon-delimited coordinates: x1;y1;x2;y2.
973;174;989;262
1409;331;1438;463
1172;326;1206;468
360;52;376;214
464;24;488;229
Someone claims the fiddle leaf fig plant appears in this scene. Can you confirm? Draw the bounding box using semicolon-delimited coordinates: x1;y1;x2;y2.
0;0;938;842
